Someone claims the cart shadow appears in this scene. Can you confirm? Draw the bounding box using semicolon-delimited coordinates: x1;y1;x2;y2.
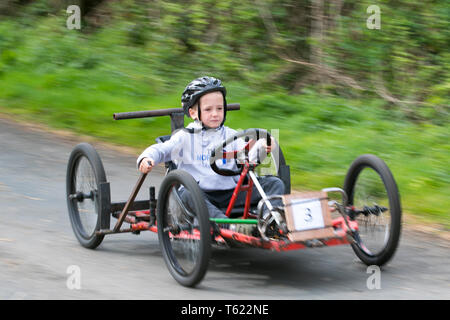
204;245;368;293
94;234;370;294
95;235;163;258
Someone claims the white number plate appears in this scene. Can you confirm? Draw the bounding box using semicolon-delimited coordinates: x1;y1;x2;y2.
291;199;325;231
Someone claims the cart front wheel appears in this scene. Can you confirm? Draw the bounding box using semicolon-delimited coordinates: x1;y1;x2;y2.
344;154;401;266
157;170;211;287
66;143;109;249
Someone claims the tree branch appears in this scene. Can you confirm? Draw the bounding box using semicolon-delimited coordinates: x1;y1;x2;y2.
253;0;430;107
253;0;364;90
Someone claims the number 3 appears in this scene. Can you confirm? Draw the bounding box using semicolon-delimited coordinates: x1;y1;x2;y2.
304;208;313;222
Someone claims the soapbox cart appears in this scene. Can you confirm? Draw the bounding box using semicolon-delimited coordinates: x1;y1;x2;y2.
66;104;402;287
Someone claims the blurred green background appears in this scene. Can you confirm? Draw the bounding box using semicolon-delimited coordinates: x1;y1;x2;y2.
0;0;448;228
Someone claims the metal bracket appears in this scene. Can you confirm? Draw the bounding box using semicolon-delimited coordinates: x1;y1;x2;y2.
321;187;348;206
99;182;111;230
113;173;147;232
170;112;185;132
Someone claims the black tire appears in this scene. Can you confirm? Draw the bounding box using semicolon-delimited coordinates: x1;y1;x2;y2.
344;154;402;266
157;170;211;287
66;143;109;249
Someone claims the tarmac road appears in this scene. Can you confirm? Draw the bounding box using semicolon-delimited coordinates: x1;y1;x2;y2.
0;117;449;300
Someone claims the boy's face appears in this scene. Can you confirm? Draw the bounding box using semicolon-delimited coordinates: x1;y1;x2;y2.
190;91;224;128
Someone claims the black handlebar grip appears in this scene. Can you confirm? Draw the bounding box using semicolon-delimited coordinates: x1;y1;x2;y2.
244;136;249;159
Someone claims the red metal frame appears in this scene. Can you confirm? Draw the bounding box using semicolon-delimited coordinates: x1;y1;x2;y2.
224;162;255;219
122;210;357;251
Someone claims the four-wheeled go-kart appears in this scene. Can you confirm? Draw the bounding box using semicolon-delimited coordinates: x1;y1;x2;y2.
66;104;402;287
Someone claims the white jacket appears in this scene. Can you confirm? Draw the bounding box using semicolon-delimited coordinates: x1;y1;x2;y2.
137;121;266;191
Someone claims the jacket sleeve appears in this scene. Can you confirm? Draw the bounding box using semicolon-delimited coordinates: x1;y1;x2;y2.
136;130;184;169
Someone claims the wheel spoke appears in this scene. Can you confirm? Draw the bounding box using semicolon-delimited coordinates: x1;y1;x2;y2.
157;170;211;287
351;167;392;256
164;186;200;275
72;156;99;238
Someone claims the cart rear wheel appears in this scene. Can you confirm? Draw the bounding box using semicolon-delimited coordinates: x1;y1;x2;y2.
157;170;211;287
66;143;109;249
344;154;401;266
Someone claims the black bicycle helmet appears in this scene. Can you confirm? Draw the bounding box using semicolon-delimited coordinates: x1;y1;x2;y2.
181;76;227;124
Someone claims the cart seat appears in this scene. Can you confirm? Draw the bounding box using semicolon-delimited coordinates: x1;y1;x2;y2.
155;135;177;171
155;135;172;144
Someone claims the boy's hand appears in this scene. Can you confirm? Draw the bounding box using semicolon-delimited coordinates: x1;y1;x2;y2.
265;137;275;154
139;158;155;174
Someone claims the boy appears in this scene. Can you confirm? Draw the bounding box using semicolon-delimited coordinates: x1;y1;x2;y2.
137;76;284;219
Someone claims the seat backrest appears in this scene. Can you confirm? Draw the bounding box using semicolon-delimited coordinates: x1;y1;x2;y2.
155;135;172;144
155;135;177;171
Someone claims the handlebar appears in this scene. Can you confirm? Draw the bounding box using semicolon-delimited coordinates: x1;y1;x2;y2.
113;103;240;120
